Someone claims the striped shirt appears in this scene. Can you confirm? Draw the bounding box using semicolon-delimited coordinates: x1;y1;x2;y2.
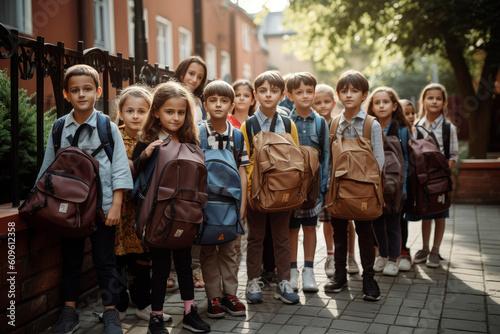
201;120;250;167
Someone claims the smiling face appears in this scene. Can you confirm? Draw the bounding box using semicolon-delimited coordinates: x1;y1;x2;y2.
119;96;150;137
423;89;445;121
288;82;315;112
154;97;187;135
204;94;234;121
313;92;336;119
182;63;205;92
234;85;254;114
63;75;101;114
371;91;397;122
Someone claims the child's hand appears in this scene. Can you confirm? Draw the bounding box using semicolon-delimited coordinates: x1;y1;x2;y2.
105;203;121;226
240;202;247;221
145;139;163;157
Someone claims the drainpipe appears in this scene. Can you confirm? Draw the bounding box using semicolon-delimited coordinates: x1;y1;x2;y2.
194;0;203;57
134;0;148;68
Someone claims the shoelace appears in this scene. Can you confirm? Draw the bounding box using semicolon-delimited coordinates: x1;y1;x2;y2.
211;298;221;306
278;280;294;293
247;278;264;293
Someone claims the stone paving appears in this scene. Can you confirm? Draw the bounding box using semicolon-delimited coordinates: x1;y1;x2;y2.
68;204;500;333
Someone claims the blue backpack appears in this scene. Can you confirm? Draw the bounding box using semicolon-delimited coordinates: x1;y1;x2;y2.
194;122;244;245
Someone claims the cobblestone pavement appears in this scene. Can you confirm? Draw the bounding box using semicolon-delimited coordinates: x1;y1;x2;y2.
65;204;500;333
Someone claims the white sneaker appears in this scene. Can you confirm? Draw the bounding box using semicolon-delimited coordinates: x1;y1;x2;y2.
347;256;360;274
135;305;171;322
383;260;399;276
302;267;319;292
399;255;412;271
289;268;300;291
325;255;335;277
373;256;388;272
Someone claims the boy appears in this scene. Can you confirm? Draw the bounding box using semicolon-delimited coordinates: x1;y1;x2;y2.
325;70;384;301
240;71;300;305
286;72;330;292
198;80;249;318
38;64;133;334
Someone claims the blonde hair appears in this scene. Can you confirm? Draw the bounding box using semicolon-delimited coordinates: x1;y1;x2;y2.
113;84;153;124
315;84;336;101
418;83;448;120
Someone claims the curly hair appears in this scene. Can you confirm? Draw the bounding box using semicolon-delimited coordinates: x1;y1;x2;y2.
140;82;199;145
367;86;410;130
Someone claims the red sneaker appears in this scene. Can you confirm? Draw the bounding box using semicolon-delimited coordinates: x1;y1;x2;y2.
221;294;246;316
207;297;225;318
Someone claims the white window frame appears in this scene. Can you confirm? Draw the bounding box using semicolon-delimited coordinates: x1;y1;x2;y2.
242;22;250;52
156;16;173;67
243;63;251;82
93;0;115;53
1;0;32;35
205;43;217;80
127;1;149;58
178;27;192;61
220;50;231;83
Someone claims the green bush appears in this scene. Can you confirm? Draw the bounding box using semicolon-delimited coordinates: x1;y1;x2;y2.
0;69;57;204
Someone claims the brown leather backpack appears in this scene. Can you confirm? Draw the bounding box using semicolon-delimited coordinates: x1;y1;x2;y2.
300;145;320;209
324;115;384;221
134;138;208;249
246;113;305;212
382;122;405;214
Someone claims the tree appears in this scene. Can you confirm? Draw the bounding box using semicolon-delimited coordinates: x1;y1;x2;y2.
287;0;500;158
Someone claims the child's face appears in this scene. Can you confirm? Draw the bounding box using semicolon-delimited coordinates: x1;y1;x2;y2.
63;75;101;113
371;91;397;121
423;89;444;118
287;82;315;111
404;104;416;125
154;97;187;135
234;85;254;114
337;84;367;111
182;63;205;92
254;80;283;111
119;96;149;135
313;92;336;119
203;94;234;121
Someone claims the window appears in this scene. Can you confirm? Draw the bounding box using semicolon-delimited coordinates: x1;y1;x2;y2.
93;0;115;52
220;51;231;83
178;27;192;61
156;16;173;67
128;1;149;58
0;0;32;34
242;22;250;52
243;63;251;81
205;43;217;80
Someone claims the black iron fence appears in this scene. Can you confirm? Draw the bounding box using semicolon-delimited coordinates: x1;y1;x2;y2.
0;23;174;207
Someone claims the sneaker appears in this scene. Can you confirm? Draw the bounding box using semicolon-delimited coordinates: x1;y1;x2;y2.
347;256;360;274
289;268;300;291
325;255;335;277
413;250;429;264
324;272;347;293
182;305;210;333
166;273;179;293
98;311;126;322
136;305;171;322
274;280;300;304
148;314;169;334
373;256;388;272
302;267;319;292
221;294;246;316
383;260;399;276
193;272;205;291
399;252;412;271
426;253;441;268
51;306;80;334
246;278;264;304
260;269;279;286
363;276;381;301
102;309;123;334
206;297;225;318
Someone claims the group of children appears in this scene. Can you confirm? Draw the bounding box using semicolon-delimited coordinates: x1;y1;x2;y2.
39;54;458;334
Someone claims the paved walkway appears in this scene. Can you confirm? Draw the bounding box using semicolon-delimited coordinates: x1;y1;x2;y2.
71;204;500;333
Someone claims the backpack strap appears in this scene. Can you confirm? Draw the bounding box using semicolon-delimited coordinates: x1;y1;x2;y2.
133;146;160;205
443;120;451;160
231;128;244;169
315;114;326;156
415;125;440;147
329;115;341;141
198;123;209;149
363;115;375;140
387;120;400;138
94;113;115;162
52;115;68;154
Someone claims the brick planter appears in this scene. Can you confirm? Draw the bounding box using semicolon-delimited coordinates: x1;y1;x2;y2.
454;159;500;204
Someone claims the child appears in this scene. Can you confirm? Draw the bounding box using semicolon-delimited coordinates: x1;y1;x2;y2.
367;87;411;276
400;99;416;126
198;80;249;318
174;55;208;290
313;85;361;277
39;64;133;334
278;73;295;114
324;70;384;301
240;70;300;305
112;85;171;322
229;79;256;129
409;83;458;268
131;82;210;334
286;72;330;292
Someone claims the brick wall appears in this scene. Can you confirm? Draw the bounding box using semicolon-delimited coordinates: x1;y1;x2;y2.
453;159;500;204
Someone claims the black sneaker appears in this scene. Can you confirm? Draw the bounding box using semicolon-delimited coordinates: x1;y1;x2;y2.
51;306;80;334
182;305;210;333
102;309;123;334
148;315;169;334
260;269;279;286
324;272;347;293
363;276;381;301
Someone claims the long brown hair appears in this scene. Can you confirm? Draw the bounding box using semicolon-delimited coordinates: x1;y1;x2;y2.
367;86;410;130
231;79;256;116
174;55;207;99
140;82;199;145
418;83;448;120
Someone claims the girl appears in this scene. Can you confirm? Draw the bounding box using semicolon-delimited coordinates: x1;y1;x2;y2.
131;82;210;334
113;85;172;322
313;84;359;277
410;83;458;268
367;86;411;276
400;99;416;126
229;79;256;129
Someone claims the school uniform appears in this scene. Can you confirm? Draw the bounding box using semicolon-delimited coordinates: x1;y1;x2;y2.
37;109;133;305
